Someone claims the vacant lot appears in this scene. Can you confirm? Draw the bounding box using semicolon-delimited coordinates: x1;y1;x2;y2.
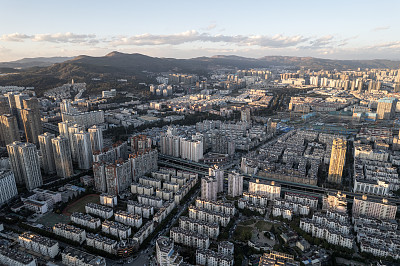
255;220;272;231
37;212;70;227
234;219;274;243
62;194;100;216
234;225;253;242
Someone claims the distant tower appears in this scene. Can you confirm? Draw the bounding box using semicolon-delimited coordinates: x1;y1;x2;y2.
88;125;104;153
60;99;72;114
38;132;56;175
21;97;43;145
58;121;74;139
328;138;347;184
74;131;93;170
7;141;43;191
201;177;218;201
376;98;396;120
0;114;20;146
52;136;74;178
209;166;224;193
67;124;84;162
228;171;243;197
241;108;251;123
0;96;11;115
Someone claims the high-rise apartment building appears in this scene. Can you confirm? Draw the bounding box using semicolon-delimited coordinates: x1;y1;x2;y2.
0;170;18;205
376;97;396;120
52;136;74;178
38;132;56;174
21;97;42;145
130;149;158;181
131;135;152;153
74;131;93;170
14;93;29;129
228;172;243;197
88;125;103;152
241;108;251;123
180;138;203;162
201;177;218;201
209;166;224;193
93;159;132;195
0;96;10;115
7;141;43;190
67;124;84;162
0;114;20;146
328;138;347;184
61;110;104;128
21;108;42;145
58;121;74;138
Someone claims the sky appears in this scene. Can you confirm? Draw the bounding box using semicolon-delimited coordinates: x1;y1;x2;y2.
0;0;400;62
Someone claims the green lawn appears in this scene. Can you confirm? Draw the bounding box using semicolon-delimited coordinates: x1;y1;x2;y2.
63;194;100;216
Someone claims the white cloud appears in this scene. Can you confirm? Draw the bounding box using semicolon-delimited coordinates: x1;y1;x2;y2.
32;32;97;43
112;31;308;48
372;26;390;32
367;41;400;50
1;32;97;44
1;33;31;42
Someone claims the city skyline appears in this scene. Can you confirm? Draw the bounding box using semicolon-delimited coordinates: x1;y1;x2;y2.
1;0;400;61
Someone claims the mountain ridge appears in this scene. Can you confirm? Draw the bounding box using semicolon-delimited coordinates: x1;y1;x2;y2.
0;52;399;95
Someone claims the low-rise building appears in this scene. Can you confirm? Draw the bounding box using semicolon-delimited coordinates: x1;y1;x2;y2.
156;188;174;201
170;227;209;249
285;192;318;209
272;205;293;220
127;200;154;218
85;203;113;219
300;211;353;249
189;205;231;227
18;232;59;258
132;221;154;245
248;179;281;200
218;241;234;256
0;245;36;266
179;216;219;239
195;198;236;216
115;210;142;228
61;246;106;266
102;220;131;239
259;251;299;266
131;183;154;195
163;181;180;193
274;198;310;216
196;249;234;266
138;194;163;208
53;223;86;244
99;193;117;207
71;212;101;229
86;233;117;254
352;195;397;220
138;176;162;189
